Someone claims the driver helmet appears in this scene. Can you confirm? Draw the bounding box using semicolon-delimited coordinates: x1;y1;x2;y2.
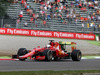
46;45;51;48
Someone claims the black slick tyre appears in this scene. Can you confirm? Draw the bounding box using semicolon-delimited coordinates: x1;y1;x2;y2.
71;50;82;61
43;49;52;61
17;48;28;61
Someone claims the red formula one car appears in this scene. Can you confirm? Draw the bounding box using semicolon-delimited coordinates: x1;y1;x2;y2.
13;40;82;61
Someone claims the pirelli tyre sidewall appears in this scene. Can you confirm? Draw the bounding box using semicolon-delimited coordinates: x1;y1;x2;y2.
71;50;82;61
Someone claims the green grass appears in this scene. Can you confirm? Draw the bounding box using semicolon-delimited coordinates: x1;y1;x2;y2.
83;56;100;59
0;56;11;59
87;41;100;46
0;70;100;75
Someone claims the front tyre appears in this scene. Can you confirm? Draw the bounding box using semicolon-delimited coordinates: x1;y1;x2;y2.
43;49;52;61
71;50;82;61
17;48;28;61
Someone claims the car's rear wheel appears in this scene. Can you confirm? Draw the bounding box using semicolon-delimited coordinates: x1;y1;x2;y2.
17;48;28;61
71;50;82;61
43;49;52;61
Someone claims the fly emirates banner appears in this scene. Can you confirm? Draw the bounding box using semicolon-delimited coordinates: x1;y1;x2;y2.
0;28;95;40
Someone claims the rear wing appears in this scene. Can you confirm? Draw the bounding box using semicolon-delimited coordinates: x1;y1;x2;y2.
59;41;76;51
59;41;75;45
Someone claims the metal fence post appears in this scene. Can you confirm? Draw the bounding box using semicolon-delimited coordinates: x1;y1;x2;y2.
1;18;4;28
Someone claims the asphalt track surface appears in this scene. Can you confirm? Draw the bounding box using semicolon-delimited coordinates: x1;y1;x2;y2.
0;35;100;55
0;59;100;71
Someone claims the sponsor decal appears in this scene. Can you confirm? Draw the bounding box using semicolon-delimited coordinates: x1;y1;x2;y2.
0;28;95;40
0;29;6;33
7;29;29;35
75;33;95;40
54;32;74;38
31;30;52;37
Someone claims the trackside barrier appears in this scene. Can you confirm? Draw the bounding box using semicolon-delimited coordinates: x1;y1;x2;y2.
0;28;95;40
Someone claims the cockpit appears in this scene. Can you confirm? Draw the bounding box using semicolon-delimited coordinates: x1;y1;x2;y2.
60;44;66;51
49;40;55;46
46;45;51;48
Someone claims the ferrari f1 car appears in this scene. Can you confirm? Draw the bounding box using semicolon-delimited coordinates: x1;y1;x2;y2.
12;40;82;61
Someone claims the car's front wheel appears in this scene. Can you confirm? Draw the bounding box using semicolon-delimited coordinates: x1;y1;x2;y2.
17;48;28;61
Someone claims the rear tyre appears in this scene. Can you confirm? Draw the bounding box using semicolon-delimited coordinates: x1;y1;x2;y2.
43;49;52;61
71;50;82;61
17;48;28;61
